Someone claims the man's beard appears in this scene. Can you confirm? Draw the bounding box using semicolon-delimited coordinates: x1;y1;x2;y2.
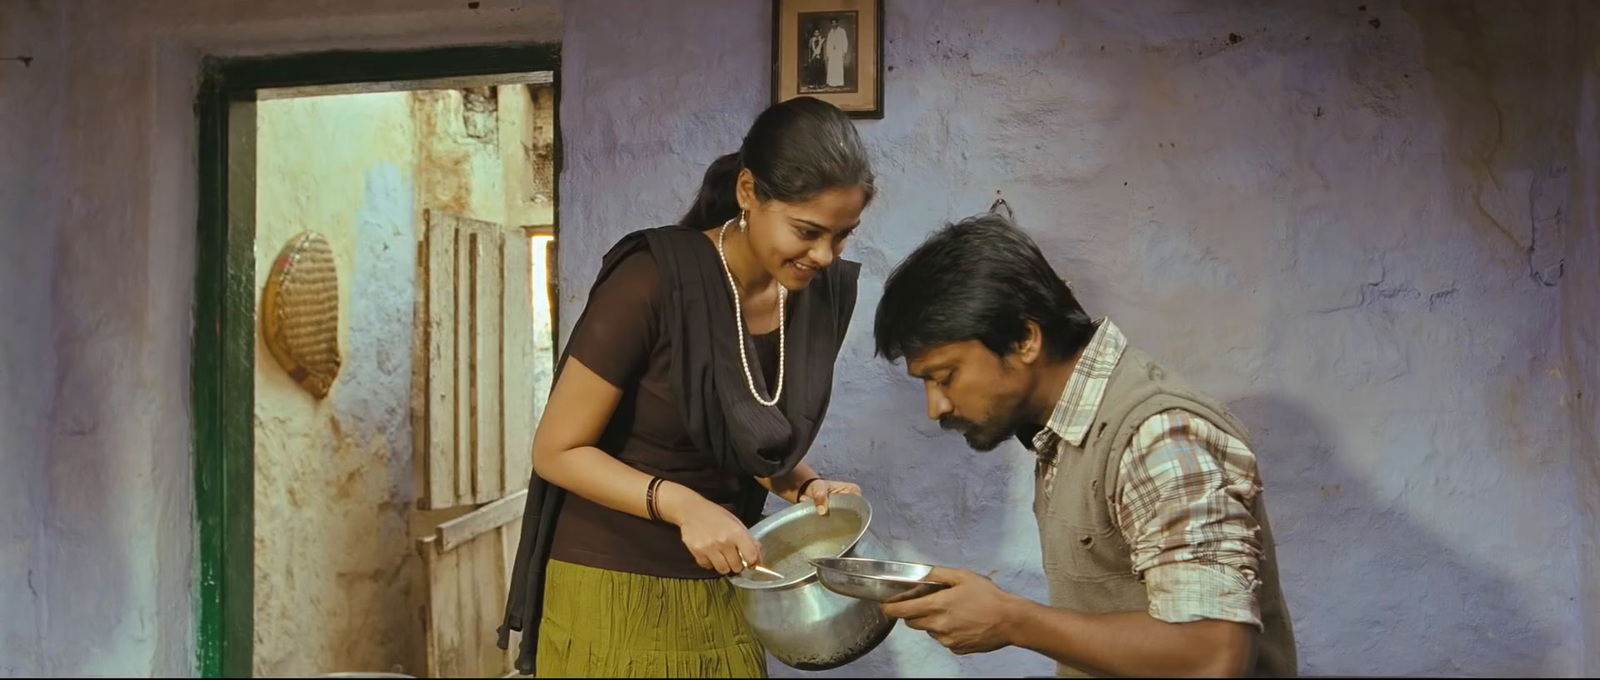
939;414;1015;452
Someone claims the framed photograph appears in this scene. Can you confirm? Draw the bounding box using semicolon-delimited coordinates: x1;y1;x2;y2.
771;0;884;119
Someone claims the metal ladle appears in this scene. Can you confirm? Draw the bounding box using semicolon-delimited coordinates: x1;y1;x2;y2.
742;559;786;580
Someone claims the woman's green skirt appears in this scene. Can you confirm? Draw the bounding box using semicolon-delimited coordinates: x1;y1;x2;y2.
536;559;768;678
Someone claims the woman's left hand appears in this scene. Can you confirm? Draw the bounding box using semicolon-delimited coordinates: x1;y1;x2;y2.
799;479;861;516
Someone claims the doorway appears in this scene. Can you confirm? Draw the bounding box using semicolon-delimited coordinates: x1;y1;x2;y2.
192;45;560;679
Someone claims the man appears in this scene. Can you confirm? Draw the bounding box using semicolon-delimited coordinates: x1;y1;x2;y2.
870;205;1297;678
824;17;849;88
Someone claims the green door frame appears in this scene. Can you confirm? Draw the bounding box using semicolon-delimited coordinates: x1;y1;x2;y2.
192;43;561;678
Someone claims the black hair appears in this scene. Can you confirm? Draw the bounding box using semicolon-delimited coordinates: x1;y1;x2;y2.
679;96;876;231
873;209;1094;363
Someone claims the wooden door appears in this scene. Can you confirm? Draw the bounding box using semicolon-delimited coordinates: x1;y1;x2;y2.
417;490;526;678
413;209;540;677
417;209;537;509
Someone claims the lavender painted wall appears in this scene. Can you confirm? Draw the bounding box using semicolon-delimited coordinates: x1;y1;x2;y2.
0;1;63;674
561;1;1597;676
1567;8;1600;671
0;0;1593;676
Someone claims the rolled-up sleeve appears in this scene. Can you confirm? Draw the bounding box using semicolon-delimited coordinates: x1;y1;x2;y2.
1113;408;1265;629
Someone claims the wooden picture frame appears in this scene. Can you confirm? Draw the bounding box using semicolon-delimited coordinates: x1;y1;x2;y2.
771;0;885;119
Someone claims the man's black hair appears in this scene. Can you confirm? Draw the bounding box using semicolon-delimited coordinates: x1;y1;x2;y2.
873;208;1094;363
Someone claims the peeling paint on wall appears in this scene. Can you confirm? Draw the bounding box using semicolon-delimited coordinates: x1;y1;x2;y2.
254;92;422;677
413;89;509;224
254;84;554;676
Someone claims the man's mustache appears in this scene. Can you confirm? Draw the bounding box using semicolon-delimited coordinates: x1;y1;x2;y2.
939;416;977;433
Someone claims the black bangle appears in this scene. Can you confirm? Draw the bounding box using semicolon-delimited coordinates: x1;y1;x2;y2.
645;476;665;522
795;477;822;501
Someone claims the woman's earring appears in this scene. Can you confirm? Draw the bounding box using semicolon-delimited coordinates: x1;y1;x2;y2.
739;210;749;232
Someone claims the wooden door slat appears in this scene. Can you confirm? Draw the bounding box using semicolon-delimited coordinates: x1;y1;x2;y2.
475;228;505;503
502;234;535;494
422;210;458;510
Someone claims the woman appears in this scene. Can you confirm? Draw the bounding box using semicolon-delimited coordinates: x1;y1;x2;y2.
805;27;826;88
497;96;877;678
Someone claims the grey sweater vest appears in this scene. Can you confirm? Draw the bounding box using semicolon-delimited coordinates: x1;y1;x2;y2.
1031;348;1298;677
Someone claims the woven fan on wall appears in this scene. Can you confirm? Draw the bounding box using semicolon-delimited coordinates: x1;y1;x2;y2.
261;231;342;398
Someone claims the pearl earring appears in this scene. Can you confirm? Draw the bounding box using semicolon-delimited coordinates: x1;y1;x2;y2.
739;210;749;232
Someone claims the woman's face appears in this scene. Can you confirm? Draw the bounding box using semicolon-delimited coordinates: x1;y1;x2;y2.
736;169;867;291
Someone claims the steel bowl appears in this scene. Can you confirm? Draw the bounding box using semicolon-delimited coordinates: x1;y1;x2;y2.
727;493;896;671
810;556;949;603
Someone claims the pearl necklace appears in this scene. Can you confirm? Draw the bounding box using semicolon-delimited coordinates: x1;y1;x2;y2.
717;218;786;407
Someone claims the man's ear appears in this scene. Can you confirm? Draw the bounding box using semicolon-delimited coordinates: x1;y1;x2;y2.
989;197;1014;223
1016;319;1045;365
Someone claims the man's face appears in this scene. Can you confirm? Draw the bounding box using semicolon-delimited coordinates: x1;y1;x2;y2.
904;341;1033;451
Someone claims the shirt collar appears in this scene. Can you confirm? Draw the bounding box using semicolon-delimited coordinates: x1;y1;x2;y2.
1030;318;1128;452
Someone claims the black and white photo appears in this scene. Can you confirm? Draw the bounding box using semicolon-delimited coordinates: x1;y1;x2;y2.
772;0;883;118
797;11;857;94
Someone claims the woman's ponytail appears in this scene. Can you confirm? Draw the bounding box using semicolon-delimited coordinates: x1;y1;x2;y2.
677;152;743;231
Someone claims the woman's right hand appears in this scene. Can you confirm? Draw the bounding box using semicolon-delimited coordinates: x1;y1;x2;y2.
660;483;763;575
